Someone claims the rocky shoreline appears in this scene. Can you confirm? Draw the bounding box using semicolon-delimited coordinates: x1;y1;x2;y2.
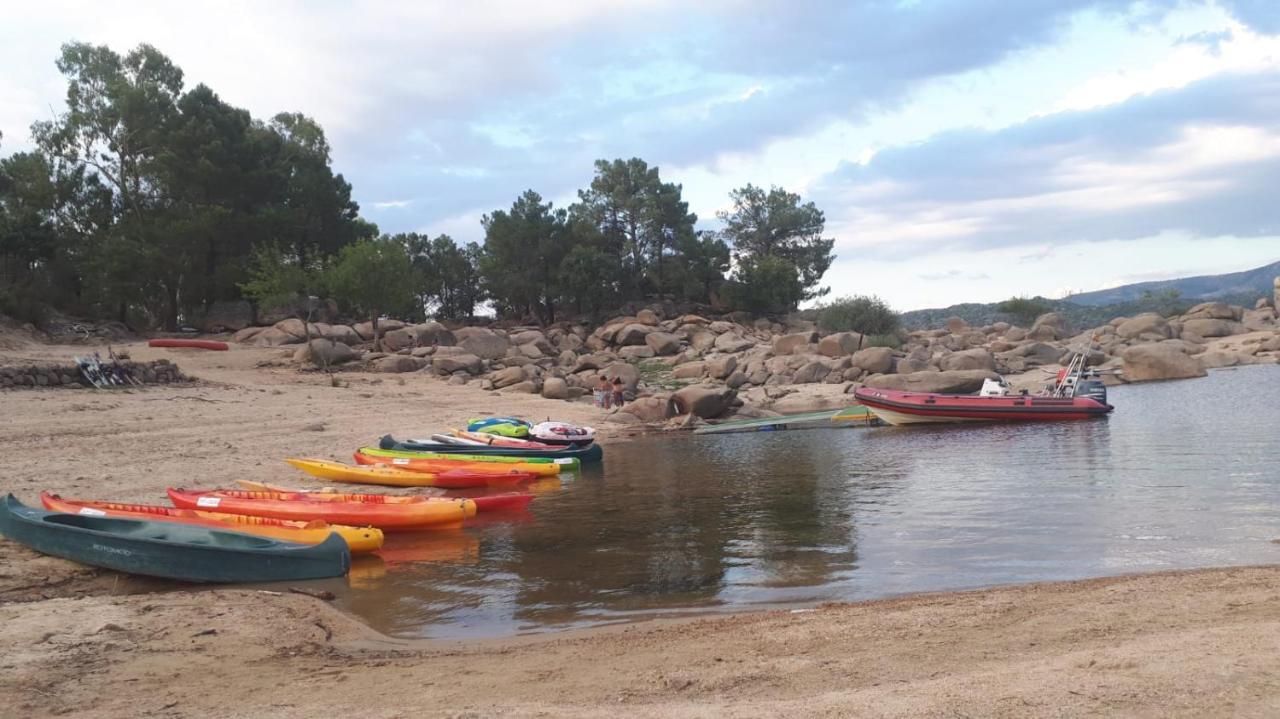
216;292;1280;427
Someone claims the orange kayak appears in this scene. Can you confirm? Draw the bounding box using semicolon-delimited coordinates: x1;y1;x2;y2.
352;450;558;478
168;488;474;531
40;492;383;553
236;481;531;514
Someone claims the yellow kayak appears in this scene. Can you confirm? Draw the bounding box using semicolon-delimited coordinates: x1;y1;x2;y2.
286;458;535;489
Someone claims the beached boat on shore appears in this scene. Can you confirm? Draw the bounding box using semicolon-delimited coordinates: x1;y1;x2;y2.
0;494;349;582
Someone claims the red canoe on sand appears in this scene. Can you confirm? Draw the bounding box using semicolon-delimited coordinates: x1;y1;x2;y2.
854;387;1112;425
148;339;228;351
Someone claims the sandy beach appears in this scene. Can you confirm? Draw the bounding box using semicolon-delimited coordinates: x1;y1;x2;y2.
3;340;1280;717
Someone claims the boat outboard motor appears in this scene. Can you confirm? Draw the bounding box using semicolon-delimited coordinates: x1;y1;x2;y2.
1074;379;1108;406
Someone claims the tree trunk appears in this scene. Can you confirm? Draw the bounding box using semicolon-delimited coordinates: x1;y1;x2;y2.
372;315;381;352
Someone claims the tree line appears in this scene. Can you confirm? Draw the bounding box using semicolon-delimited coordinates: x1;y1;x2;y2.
1;42;836;330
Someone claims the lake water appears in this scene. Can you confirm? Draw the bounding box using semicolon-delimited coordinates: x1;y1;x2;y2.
328;364;1280;639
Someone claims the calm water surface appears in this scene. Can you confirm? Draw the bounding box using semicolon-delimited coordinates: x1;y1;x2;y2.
328;365;1280;639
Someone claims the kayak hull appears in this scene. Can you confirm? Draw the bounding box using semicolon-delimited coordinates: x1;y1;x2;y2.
148;338;228;351
380;434;603;463
40;493;383;553
354;449;565;475
168;489;470;531
287;458;533;488
0;494;348;583
853;387;1112;426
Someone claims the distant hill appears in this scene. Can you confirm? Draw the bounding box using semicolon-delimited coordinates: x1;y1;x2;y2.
1063;260;1280;307
901;259;1279;330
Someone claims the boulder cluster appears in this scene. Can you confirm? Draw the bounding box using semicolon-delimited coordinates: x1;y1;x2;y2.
230;292;1280;426
0;359;186;389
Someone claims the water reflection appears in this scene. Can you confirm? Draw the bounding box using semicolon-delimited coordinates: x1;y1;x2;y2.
333;365;1280;639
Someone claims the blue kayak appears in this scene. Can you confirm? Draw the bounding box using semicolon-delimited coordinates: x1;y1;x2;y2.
379;434;604;464
0;494;349;583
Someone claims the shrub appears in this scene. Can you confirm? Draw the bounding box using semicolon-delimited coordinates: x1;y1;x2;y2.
815;295;900;335
996;296;1053;326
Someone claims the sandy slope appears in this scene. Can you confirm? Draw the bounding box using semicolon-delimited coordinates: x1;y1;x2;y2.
3;339;1280;717
5;568;1280;718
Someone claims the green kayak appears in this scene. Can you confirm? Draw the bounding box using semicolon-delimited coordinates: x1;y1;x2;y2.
357;446;581;470
0;494;349;583
377;435;604;464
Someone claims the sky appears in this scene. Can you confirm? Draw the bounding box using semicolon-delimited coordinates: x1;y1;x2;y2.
1;0;1278;311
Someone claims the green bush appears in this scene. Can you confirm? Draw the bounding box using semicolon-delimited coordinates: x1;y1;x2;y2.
0;285;52;326
721;256;805;314
815;295;900;335
996;296;1053;326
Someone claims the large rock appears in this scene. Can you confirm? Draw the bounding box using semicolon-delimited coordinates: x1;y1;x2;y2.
714;333;755;353
895;347;934;374
620;396;673;423
1121;344;1208;382
636;308;660;326
413;321;457;347
1241;308;1276;332
541;377;570;400
201;300;254;332
615;323;653;346
1028;313;1066;341
791;360;831;384
571;353;616;373
671;385;736;419
817;332;865;357
432;353;482;375
322;324;363;345
864;369;999;394
773;332;817;356
1116;313;1172;340
248;327;303;347
1197;350;1241;369
939;348;995;372
672;362;706;379
373;355;427;373
454;327;510;359
1182;301;1237;321
645;332;681;356
352;319;405;341
490;366;526;388
274;318;308;339
294;338;356;366
1180;318;1243;338
689;330;718;353
381;327;418;352
233;326;266;343
1008;342;1066;366
604;362;640;392
617;345;654;361
705;355;738;380
850;347;895;374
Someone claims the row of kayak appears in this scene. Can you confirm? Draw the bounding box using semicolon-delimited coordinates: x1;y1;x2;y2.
0;427;598;584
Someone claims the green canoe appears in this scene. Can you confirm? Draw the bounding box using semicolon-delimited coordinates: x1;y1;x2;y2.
0;494;349;583
378;435;604;464
358;446;581;470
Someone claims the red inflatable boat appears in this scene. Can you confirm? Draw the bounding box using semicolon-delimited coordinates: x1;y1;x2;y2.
854;387;1112;425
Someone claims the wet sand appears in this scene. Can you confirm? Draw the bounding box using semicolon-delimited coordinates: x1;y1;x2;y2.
3;339;1279;717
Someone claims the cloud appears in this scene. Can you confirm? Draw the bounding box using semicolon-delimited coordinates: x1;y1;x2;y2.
810;69;1280;260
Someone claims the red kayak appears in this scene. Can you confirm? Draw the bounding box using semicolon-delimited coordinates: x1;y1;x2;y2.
148;338;228;351
469;493;535;512
854;387;1112;425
